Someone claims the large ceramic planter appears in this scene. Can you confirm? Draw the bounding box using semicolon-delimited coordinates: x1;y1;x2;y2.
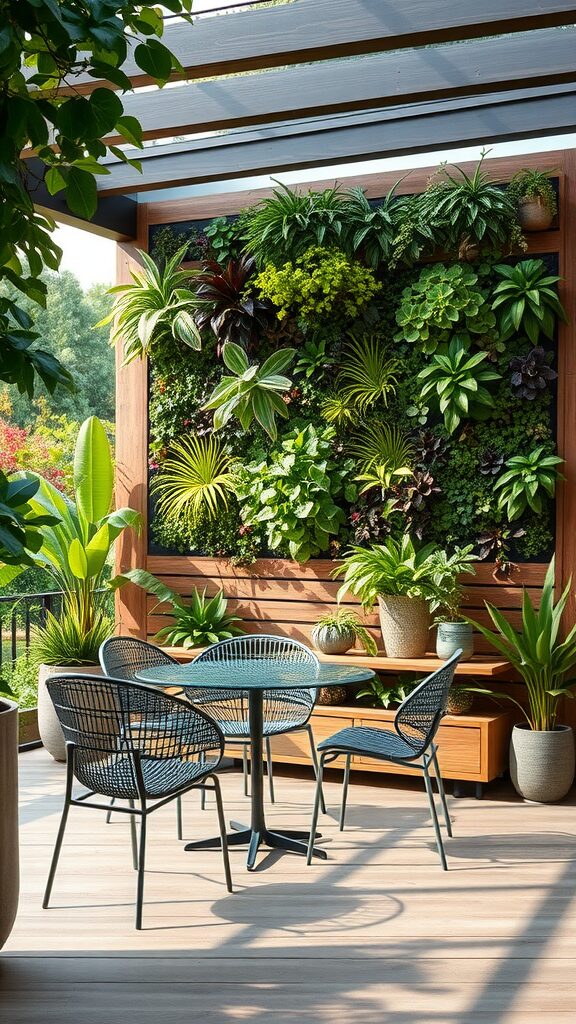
510;723;575;802
311;624;356;655
436;621;474;661
0;698;19;949
377;595;430;658
518;198;554;232
38;663;103;762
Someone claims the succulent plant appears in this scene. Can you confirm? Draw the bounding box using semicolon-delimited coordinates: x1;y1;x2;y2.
479;450;504;476
509;345;558;400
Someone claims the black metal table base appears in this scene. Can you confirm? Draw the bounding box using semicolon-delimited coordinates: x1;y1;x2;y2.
185;821;326;870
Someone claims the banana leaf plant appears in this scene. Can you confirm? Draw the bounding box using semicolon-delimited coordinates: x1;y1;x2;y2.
111;569;242;649
0;417;142;657
466;558;576;731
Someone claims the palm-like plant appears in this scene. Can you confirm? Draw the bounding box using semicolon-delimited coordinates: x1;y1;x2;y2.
418;337;501;435
491;259;567;345
321;393;359;427
341;185;397;269
202;342;294;440
494;446;563;520
151;434;237;526
349;423;414;495
193;255;272;350
467;559;576;731
337;335;399;414
334;535;439;607
101;246;201;364
242;182;347;266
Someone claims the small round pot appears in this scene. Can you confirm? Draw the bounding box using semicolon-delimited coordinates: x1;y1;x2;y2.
518;197;554;232
0;698;19;949
446;686;473;715
38;663;103;762
377;595;430;658
436;621;474;661
510;723;575;802
311;624;356;655
317;685;349;706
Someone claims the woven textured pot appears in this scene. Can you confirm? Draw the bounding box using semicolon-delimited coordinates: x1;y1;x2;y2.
377;595;430;658
510;724;575;802
436;621;474;660
38;663;103;762
312;624;356;655
317;686;349;706
0;699;18;949
518;198;554;232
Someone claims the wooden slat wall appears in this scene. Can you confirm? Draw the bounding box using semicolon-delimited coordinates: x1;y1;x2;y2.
115;150;575;675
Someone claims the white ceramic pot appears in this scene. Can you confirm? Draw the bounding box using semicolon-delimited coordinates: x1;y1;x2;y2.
510;723;575;802
38;663;103;762
0;698;19;949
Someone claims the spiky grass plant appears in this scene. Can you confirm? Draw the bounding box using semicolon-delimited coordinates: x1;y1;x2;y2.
151;434;237;526
337;335;399;414
31;609;114;666
349;423;415;494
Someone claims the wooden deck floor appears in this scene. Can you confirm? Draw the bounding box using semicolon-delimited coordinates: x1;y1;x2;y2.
2;748;576;1022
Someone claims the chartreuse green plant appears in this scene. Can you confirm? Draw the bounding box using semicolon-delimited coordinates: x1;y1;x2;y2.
494;447;564;521
394;264;496;354
418;337;501;435
237;425;354;562
334;536;440;608
255;246;381;325
102;246;201;364
0;417;142;664
349;423;414;495
491;259;567;345
151;434;238;526
112;571;242;649
202;343;295;440
467;559;576;731
337;336;399;414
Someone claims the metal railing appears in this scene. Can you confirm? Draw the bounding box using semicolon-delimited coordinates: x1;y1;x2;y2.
0;591;64;667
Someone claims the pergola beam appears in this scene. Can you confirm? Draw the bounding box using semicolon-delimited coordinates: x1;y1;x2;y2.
25;157;137;238
95;86;576;196
54;1;576;93
116;28;576;143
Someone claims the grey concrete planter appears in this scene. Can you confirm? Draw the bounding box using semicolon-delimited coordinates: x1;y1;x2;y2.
378;595;430;658
38;663;103;761
311;624;356;655
0;698;19;949
436;621;474;660
510;723;575;802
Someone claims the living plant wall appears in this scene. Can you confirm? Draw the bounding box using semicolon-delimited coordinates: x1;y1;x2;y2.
112;155;566;574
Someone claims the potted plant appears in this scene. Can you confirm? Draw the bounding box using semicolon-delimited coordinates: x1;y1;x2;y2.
507;169;557;232
334;535;439;658
0;677;18;949
356;673;417;709
431;546;478;660
468;558;576;802
2;417;142;761
311;607;377;656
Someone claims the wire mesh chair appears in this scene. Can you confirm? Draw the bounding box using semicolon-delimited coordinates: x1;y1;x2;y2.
186;634;326;812
42;674;232;930
99;637;187;837
307;649;463;870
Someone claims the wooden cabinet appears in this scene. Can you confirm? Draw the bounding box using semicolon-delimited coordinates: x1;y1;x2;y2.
267;705;511;785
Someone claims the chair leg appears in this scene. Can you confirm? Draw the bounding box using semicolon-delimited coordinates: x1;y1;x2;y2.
106;796;115;824
129;799;138;870
242;744;249;797
211;775;233;893
43;755;74;909
306;724;326;815
423;763;448;871
176;795;183;840
199;751;207;811
431;748;452;837
340;753;351;832
307;753;326;865
265;737;275;804
135;810;147;930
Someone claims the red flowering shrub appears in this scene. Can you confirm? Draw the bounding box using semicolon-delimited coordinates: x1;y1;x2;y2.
0;418;68;493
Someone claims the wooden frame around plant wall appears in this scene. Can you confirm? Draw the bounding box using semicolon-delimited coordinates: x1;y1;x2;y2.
114;150;576;672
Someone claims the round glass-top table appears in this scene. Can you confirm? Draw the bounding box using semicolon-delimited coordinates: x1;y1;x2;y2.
136;659;375;869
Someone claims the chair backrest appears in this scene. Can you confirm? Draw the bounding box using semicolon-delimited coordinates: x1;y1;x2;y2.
46;674;224;800
99;636;178;681
394;649;463;756
190;633;319;707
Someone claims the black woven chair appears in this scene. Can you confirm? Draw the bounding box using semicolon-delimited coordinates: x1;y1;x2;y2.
187;634;326;813
98;637;187;837
42;674;232;929
306;650;463;870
